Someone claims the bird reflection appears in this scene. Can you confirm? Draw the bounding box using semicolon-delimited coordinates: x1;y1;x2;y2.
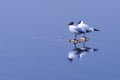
68;42;98;62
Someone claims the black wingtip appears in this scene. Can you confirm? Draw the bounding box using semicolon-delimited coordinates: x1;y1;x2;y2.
94;49;99;51
94;28;100;31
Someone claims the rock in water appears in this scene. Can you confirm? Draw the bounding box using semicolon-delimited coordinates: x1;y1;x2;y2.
68;37;89;44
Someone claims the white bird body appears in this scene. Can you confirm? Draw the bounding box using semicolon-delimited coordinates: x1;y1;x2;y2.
68;21;84;39
69;25;82;34
68;46;98;62
68;47;88;61
78;21;99;33
68;50;77;60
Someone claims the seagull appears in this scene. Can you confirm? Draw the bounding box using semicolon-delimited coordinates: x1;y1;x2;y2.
68;43;98;62
77;20;99;37
68;21;84;39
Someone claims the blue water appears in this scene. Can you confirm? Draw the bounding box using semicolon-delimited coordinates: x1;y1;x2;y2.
0;0;120;80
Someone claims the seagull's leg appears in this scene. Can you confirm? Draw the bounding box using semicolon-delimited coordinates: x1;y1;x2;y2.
74;34;77;40
83;33;86;37
74;43;77;48
83;42;85;48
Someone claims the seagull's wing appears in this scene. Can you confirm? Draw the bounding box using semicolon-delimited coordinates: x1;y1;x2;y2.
82;24;90;29
86;27;99;32
86;27;94;32
75;27;85;33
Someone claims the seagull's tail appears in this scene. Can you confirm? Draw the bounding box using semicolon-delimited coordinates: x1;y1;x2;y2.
94;28;100;31
93;48;99;51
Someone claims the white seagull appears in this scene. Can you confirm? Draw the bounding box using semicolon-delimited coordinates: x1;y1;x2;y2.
68;45;98;62
77;20;99;37
68;21;84;39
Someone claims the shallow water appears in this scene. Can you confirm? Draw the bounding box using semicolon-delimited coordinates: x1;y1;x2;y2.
0;0;120;80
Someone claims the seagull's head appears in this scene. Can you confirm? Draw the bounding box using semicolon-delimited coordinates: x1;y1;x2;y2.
68;21;74;25
78;20;82;24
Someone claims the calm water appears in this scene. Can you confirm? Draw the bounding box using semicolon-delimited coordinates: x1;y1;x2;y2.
0;0;120;80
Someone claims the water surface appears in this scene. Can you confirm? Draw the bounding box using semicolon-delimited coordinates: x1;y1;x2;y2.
0;0;120;80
